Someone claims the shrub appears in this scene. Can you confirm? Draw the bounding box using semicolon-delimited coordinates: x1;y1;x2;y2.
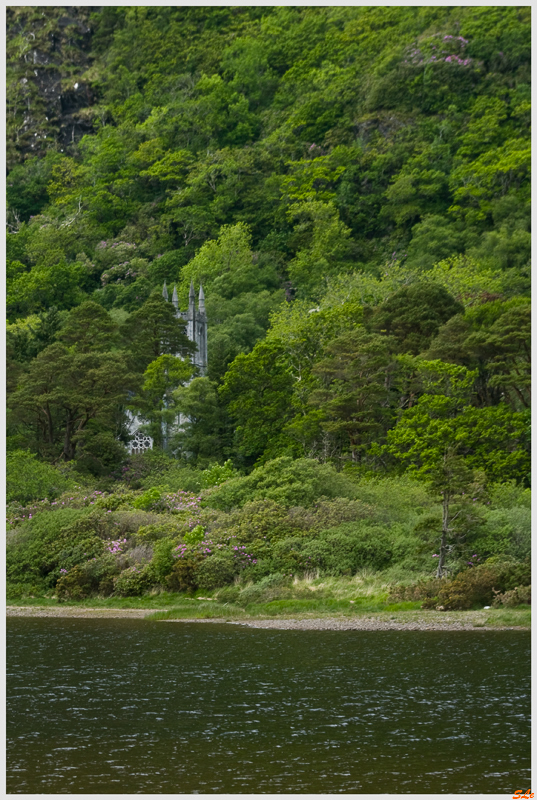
422;559;531;610
132;487;162;510
92;488;137;510
489;480;531;510
6;507;106;586
118;450;178;488
55;554;120;600
206;457;357;511
197;553;237;590
303;524;394;574
7;450;74;504
235;573;292;606
56;565;92;601
150;538;176;583
305;497;375;531
207;499;303;544
265;523;394;576
112;510;163;535
492;585;531;607
136;521;183;543
114;564;154;596
475;507;531;561
183;525;205;545
166;555;202;593
200;460;237;488
83;554;119;591
388;577;445;603
348;476;433;524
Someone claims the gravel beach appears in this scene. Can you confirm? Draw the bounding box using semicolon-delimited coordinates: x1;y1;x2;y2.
6;605;528;630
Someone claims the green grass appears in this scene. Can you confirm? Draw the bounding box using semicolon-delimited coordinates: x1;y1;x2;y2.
6;575;530;628
484;606;531;628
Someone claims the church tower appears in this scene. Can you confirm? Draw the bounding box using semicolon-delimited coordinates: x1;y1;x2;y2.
175;280;208;375
126;281;208;454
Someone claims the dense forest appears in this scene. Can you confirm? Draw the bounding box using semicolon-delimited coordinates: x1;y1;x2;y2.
6;7;530;607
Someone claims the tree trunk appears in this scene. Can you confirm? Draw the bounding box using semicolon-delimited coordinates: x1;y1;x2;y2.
436;493;450;578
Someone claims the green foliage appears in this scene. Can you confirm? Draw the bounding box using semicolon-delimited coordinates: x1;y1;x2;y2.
197;553;237;590
165;555;202;593
183;525;206;545
310;328;397;458
149;538;176;583
136;521;183;543
206;457;357;511
492;585;530;608
367;283;464;355
269;523;394;576
132;487;162;511
6;507;107;588
120;292;194;372
114;564;154;597
385;360;529;484
8;303;139;469
7;450;74;504
422;559;531;610
220;341;295;463
5;8;532;604
56;565;93;601
172;378;234;465
199;460;236;488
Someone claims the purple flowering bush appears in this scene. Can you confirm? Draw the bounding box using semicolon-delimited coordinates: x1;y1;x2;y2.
403;33;474;69
133;488;203;528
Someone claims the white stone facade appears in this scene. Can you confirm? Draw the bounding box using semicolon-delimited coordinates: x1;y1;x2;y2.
126;280;207;454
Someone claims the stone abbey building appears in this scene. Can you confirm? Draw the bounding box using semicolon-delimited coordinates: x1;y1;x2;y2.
127;280;207;454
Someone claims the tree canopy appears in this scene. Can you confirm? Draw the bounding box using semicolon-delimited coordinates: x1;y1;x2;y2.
6;6;530;489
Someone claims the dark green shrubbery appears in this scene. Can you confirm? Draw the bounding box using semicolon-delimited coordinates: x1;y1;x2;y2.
165;555;203;593
391;558;531;610
150;538;177;583
6;507;105;589
197;553;237;591
56;565;92;601
5;462;531;604
426;560;531;610
265;523;394;576
114;564;154;597
56;554;119;600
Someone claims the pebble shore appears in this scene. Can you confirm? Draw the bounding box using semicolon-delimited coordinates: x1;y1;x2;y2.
6;605;527;630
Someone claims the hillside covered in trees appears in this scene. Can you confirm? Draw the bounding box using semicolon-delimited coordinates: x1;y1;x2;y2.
6;7;530;606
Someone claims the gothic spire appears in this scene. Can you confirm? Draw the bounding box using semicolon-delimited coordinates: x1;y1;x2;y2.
189;279;195;310
172;284;179;310
162;281;169;301
198;283;205;313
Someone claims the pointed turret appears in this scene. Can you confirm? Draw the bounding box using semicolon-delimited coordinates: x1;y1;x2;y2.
162;281;169;302
172;284;179;310
189;279;196;310
198;283;205;313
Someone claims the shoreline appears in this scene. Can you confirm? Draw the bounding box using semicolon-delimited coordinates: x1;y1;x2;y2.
6;605;529;630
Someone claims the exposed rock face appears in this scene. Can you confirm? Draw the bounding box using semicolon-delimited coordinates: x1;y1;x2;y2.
6;7;99;168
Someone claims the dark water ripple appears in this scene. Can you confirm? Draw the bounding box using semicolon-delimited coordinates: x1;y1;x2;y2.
7;619;530;793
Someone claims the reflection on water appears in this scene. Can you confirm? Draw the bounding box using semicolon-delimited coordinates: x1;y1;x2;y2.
7;618;530;793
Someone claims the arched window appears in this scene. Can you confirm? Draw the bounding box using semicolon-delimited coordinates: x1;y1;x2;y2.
130;431;153;455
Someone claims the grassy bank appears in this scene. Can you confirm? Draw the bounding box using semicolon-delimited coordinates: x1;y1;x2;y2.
7;572;530;628
7;460;530;623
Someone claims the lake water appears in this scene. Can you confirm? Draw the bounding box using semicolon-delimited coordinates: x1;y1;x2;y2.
7;618;530;794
